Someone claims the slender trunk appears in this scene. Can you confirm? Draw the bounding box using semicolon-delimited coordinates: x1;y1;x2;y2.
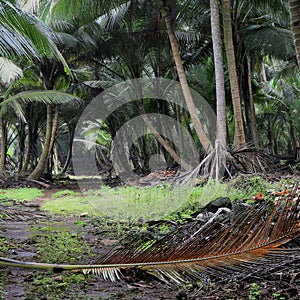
289;0;300;160
17;125;26;173
21;130;30;173
210;0;228;179
164;15;212;153
27;105;53;180
210;0;227;148
138;100;192;171
290;0;300;66
222;0;246;147
0;118;6;171
48;105;59;156
47;105;60;175
61;126;74;173
247;56;259;147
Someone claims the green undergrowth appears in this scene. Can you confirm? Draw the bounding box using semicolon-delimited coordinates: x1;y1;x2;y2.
0;187;43;202
29;222;93;264
25;222;96;299
40;176;283;223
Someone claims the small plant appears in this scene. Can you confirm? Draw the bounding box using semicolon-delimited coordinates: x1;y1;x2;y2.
0;236;10;254
272;293;285;300
249;282;261;300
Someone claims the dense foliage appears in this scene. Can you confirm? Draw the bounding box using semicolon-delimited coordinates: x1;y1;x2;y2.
0;0;299;180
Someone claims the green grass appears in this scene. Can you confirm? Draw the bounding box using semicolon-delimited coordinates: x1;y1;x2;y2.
41;180;264;222
0;187;43;202
41;175;287;222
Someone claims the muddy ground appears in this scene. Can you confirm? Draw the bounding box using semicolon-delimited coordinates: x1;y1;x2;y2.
0;182;299;300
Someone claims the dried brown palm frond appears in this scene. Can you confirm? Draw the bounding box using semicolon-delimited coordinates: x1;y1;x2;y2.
227;146;277;175
0;194;300;283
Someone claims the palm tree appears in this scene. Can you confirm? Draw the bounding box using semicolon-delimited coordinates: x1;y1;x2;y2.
154;0;213;154
222;0;246;147
209;0;227;179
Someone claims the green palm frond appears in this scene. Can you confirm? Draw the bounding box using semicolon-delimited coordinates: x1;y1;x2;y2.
0;0;52;57
1;90;81;106
0;1;71;74
0;25;37;58
241;26;295;60
0;195;299;284
50;0;116;27
0;90;81;119
95;1;131;31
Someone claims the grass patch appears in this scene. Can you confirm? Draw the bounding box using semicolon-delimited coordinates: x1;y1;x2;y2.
29;223;93;264
41;180;261;221
51;189;80;198
42;176;281;222
0;187;43;202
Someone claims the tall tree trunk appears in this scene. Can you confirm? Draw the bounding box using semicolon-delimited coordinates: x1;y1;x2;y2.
222;0;246;147
163;15;213;153
210;0;227;148
47;105;60;174
290;0;300;66
0;118;6;171
61;125;74;173
210;0;227;179
27;105;53;180
289;0;300;159
246;56;259;147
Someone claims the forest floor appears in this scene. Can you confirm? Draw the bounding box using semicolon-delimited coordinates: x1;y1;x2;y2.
0;174;299;300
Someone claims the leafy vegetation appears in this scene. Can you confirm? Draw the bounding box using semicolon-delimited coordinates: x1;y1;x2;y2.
29;223;93;264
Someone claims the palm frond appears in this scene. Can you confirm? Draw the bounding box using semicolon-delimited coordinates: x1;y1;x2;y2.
0;25;37;58
96;1;131;31
0;1;71;74
0;195;299;284
1;90;81;106
0;90;81;118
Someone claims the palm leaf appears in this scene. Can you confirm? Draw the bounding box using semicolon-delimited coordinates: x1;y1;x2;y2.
1;90;80;106
0;194;299;284
0;90;81;118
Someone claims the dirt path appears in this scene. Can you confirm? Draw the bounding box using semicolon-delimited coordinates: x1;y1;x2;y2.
0;195;180;300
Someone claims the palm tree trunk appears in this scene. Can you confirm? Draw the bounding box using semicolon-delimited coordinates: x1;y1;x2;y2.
0;118;6;171
210;0;228;179
48;105;59;156
290;0;300;66
61;125;74;173
27;105;53;180
138;100;193;171
289;0;300;160
210;0;227;148
163;15;212;153
222;0;246;147
247;56;259;147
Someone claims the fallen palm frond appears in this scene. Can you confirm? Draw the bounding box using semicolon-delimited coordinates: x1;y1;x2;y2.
0;194;299;283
